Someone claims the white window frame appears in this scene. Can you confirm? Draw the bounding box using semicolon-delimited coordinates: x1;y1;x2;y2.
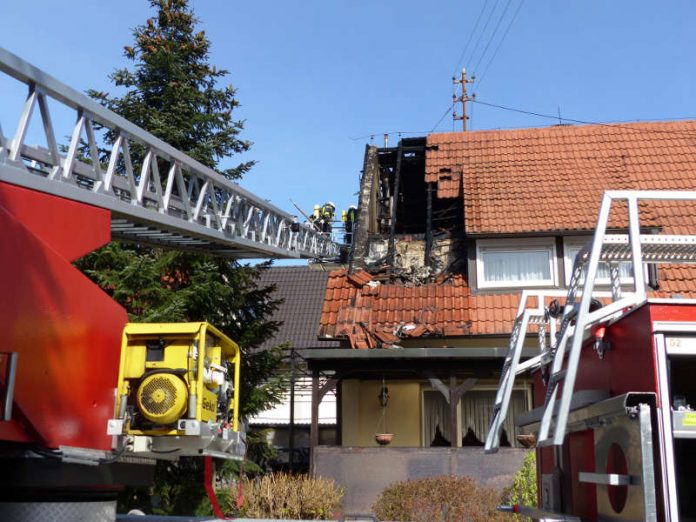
476;238;558;289
563;237;636;287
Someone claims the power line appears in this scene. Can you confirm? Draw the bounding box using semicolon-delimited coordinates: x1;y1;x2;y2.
470;99;476;130
471;0;515;74
452;0;490;77
465;0;502;71
475;0;526;90
431;104;454;133
471;98;696;139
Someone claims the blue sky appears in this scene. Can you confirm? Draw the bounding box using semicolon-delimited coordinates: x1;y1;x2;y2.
2;1;695;256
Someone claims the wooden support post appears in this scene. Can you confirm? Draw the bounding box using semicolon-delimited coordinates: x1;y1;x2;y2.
425;372;477;448
336;379;343;446
310;373;338;472
449;373;458;448
310;369;319;471
288;348;295;472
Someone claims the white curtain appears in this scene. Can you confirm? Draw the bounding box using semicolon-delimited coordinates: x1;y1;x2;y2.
460;390;527;447
423;390;451;446
566;244;632;281
482;249;551;282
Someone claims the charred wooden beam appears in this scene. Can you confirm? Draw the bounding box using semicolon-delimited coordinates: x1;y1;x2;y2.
425;182;433;268
386;142;403;267
350;145;380;270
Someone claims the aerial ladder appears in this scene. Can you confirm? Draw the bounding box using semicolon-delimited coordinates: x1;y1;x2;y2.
486;191;696;521
0;47;338;521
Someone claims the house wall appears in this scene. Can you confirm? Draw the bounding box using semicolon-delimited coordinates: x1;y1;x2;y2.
341;379;421;447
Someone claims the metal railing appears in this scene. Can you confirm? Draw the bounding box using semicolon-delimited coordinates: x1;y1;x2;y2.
486;190;696;451
0;47;339;259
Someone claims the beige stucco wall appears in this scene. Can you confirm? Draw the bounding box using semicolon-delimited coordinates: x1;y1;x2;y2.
341;379;422;447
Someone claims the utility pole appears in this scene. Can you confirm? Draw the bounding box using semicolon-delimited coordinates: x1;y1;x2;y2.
452;68;476;131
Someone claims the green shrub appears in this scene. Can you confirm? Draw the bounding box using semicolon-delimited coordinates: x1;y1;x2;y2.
202;473;343;519
503;450;538;517
372;475;507;522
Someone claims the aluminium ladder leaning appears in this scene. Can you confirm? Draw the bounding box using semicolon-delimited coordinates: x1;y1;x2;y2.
484;289;563;453
484;285;614;453
486;191;696;451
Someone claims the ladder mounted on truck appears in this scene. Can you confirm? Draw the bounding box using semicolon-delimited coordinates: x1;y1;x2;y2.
486;190;696;452
0;47;338;260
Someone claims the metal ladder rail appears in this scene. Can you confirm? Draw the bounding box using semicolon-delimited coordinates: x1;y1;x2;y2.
485;283;617;453
485;290;565;453
536;192;651;446
0;47;338;259
484;307;531;452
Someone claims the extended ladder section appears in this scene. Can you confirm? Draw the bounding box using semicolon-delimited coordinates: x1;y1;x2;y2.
484;290;564;453
0;47;338;259
486;190;696;452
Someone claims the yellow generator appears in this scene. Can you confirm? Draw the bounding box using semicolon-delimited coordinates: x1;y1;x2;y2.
106;322;245;460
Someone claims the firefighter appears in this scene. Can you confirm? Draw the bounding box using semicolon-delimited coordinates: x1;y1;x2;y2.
320;201;335;233
343;205;357;244
306;204;322;230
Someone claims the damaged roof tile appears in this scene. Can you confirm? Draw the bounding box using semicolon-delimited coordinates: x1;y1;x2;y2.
319;120;696;348
319;272;506;341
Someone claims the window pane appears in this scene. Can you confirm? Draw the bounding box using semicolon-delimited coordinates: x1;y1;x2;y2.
482;249;551;282
566;245;633;281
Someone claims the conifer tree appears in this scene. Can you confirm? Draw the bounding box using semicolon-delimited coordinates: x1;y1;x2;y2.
76;1;286;514
89;0;253;179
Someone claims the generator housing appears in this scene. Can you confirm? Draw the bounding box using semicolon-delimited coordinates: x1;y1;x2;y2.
107;322;245;460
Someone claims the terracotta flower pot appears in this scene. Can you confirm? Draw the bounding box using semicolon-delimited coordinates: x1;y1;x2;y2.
375;433;394;445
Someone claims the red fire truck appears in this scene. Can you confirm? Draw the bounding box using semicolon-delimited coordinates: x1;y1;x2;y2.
487;191;696;521
0;47;336;521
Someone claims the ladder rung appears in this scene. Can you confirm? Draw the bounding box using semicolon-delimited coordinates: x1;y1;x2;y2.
536;438;556;448
600;234;696;263
548;370;567;386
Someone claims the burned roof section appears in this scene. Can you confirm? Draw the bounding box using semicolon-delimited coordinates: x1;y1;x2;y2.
326;120;696;348
351;137;463;283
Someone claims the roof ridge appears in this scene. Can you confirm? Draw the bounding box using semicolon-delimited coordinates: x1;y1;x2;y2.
428;119;696;141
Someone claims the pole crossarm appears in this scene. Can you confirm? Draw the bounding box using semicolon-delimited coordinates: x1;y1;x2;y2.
0;47;339;259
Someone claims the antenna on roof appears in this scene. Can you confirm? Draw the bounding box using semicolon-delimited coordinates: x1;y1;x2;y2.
453;68;476;132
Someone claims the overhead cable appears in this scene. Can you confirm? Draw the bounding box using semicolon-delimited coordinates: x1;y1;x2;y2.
472;98;696;138
430;104;455;133
452;0;491;77
471;0;515;74
465;0;503;72
475;0;526;90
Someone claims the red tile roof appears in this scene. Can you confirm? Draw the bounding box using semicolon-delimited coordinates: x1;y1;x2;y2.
321;121;696;347
319;269;524;343
426;121;696;234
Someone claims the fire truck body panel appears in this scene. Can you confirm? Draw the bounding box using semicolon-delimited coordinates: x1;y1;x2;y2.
485;192;696;521
0;182;128;450
517;300;696;520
